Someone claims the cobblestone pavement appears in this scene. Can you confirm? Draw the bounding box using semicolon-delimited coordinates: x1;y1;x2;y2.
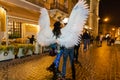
0;41;120;80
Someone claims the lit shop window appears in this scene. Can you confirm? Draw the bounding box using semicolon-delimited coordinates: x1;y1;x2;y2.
8;21;21;39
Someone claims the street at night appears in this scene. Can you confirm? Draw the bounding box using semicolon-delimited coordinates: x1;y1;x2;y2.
1;0;120;80
0;41;120;80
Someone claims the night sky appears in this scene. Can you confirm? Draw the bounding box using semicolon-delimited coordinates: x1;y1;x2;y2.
99;0;120;26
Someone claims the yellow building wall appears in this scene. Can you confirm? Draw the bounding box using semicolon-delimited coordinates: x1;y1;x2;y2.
0;7;6;32
22;23;39;39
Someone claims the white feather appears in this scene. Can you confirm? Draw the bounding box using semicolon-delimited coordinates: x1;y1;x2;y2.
37;8;56;46
37;0;89;48
57;0;89;48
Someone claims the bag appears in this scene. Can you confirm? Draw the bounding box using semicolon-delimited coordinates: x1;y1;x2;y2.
49;48;57;56
49;44;57;56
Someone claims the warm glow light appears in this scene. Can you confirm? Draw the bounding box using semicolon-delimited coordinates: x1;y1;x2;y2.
89;27;92;29
0;7;6;31
104;17;109;22
112;28;115;31
62;18;68;23
84;25;88;29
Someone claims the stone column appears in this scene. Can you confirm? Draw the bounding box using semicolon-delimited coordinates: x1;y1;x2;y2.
89;0;93;33
89;0;100;36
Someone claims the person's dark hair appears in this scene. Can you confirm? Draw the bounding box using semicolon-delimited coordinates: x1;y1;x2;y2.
32;35;34;37
52;21;61;39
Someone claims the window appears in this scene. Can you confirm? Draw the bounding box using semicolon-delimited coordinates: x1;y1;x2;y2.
8;21;22;39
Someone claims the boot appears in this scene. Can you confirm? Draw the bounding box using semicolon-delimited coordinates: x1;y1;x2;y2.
46;63;55;72
53;68;62;80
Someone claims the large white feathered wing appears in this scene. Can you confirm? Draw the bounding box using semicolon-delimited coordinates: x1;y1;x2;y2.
57;0;89;48
37;8;55;46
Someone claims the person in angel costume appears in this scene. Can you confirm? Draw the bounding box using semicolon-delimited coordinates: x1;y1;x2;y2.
37;0;89;79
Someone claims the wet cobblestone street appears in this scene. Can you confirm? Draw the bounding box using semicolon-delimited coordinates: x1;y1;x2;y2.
0;41;120;80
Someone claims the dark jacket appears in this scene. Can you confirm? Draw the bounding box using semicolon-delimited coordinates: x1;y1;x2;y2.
82;32;90;39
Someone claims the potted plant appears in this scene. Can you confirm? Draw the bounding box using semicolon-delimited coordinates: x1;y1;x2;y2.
7;45;14;51
26;44;35;55
13;44;19;58
15;44;26;58
0;45;7;52
0;45;15;61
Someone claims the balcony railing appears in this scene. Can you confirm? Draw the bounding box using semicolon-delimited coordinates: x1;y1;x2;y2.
50;2;68;13
25;0;68;13
25;0;44;7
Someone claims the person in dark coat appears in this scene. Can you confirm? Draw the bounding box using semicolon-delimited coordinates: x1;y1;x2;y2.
28;35;35;44
74;34;82;63
82;30;90;51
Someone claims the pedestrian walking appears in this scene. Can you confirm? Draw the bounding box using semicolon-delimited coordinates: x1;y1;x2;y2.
99;34;103;47
82;30;90;51
74;34;81;63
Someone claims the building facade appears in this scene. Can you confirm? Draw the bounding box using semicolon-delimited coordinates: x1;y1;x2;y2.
0;0;100;44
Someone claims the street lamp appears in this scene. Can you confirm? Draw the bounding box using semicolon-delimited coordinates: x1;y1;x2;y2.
112;28;115;31
112;27;116;37
62;17;68;24
103;17;109;22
